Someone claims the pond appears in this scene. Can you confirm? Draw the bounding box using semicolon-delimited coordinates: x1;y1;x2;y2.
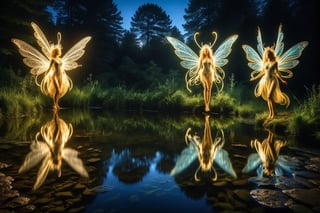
0;109;319;213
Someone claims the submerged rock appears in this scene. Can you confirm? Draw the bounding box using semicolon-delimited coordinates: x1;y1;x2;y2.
247;147;320;212
282;188;320;207
250;189;289;208
0;162;33;212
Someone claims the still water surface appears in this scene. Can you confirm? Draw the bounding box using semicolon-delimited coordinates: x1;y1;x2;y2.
0;109;316;212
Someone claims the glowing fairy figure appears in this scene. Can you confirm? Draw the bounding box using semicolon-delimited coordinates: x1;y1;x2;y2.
167;32;238;112
12;22;91;110
242;24;308;120
19;111;88;190
242;128;298;177
170;115;237;181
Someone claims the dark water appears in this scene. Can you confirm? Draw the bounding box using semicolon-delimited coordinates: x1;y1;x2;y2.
0;109;319;213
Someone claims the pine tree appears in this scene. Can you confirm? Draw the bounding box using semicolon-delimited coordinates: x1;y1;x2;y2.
131;3;172;46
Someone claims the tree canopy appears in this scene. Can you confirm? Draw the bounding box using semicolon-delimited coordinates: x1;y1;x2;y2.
130;3;172;46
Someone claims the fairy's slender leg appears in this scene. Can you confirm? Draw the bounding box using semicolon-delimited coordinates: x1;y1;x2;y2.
267;80;275;119
201;63;213;112
202;82;212;112
53;73;62;110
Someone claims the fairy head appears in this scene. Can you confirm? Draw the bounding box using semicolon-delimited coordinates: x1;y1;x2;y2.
194;32;217;70
50;32;62;59
263;46;277;62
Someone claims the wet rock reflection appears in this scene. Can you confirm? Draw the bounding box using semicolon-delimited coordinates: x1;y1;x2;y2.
242;127;320;211
171;114;237;182
19;110;88;190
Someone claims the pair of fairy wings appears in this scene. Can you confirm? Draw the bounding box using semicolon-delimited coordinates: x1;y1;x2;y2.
19;138;88;190
242;153;300;177
242;24;308;79
166;34;238;90
170;135;237;178
11;22;91;76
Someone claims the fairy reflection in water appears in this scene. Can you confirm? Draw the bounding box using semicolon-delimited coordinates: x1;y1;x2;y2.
171;114;237;181
242;128;298;177
19;111;88;190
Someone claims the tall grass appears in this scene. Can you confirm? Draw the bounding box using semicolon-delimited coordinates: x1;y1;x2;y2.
0;70;257;118
0;88;43;117
288;85;320;142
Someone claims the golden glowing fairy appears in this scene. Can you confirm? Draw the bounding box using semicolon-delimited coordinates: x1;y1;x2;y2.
19;111;88;190
167;32;238;112
12;22;91;110
242;128;298;177
242;24;308;120
170;115;237;181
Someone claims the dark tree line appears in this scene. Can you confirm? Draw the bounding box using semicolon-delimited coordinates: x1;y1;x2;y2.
1;0;318;96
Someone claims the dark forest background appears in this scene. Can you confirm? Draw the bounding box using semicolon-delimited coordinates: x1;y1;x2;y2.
0;0;319;100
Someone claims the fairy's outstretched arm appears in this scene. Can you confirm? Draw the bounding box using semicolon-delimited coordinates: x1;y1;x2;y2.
250;69;264;81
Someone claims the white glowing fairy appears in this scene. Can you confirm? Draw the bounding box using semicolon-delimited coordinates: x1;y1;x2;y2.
167;32;238;112
12;22;91;110
170;115;237;181
242;24;308;120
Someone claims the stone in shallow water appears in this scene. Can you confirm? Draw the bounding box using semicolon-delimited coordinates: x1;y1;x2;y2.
87;158;101;163
282;188;320;207
305;160;320;173
0;162;10;169
55;191;74;198
248;176;274;187
3;196;29;208
233;189;251;202
250;189;288;208
275;176;311;190
0;189;19;204
285;199;314;213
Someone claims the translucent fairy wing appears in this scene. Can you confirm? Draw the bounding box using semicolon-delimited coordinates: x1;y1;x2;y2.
274;24;284;57
256;164;264;177
170;144;197;176
33;155;51;190
62;148;89;177
215;149;237;178
166;36;200;92
277;41;308;77
257;27;264;57
18;141;49;173
166;36;199;70
242;44;263;72
213;34;238;67
11;38;50;75
242;153;261;173
62;36;92;71
31;22;51;59
276;155;299;175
